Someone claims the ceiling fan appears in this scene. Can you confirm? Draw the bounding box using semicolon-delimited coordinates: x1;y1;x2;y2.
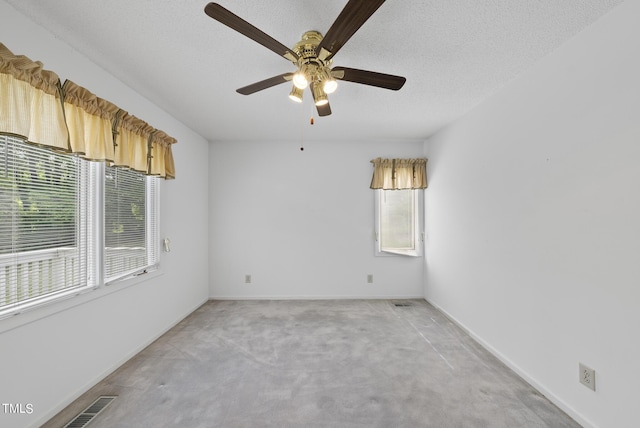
204;1;406;117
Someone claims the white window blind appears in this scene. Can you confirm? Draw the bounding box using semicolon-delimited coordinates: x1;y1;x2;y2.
0;135;90;312
104;166;159;284
0;136;160;316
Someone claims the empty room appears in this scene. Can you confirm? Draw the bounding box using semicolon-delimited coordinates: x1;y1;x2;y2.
0;1;638;427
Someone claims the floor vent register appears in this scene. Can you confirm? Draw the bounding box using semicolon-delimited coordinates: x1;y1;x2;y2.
63;396;117;428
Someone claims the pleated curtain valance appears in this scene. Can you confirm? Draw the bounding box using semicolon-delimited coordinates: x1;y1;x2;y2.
148;129;176;179
63;79;119;161
370;157;428;190
0;43;176;179
112;111;176;179
0;43;69;151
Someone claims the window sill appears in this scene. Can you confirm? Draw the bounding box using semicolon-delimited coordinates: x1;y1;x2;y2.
375;250;423;258
0;269;163;335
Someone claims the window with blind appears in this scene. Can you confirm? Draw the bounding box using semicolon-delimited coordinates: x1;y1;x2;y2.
105;166;159;283
0;135;159;316
0;135;90;310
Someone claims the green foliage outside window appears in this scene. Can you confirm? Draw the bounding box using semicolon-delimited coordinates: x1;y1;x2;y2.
0;142;78;254
104;167;146;248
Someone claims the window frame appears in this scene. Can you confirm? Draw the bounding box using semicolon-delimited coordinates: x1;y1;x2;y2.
103;164;160;285
374;188;424;257
0;135;160;318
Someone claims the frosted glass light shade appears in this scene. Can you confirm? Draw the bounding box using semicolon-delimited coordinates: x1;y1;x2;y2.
293;71;308;89
323;79;338;94
289;86;303;103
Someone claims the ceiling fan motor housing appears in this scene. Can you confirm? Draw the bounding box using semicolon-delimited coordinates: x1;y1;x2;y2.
293;31;323;59
292;31;333;82
292;31;334;87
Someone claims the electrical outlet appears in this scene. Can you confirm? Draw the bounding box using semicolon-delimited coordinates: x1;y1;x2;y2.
245;274;251;284
367;274;374;283
579;363;596;391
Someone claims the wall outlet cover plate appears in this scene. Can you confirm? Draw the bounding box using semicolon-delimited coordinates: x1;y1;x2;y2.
579;363;596;391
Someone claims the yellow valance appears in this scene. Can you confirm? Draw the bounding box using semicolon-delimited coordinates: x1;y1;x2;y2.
148;130;177;179
63;79;119;161
0;43;69;151
0;43;177;179
113;112;155;173
370;157;428;190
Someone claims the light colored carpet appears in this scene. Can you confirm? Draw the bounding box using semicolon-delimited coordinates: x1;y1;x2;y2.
44;299;580;427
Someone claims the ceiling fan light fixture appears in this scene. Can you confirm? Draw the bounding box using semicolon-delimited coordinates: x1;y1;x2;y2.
293;69;308;89
205;3;407;117
323;78;338;94
320;67;338;94
312;84;329;106
288;85;304;103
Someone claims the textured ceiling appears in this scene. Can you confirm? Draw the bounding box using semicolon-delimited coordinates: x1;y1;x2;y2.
3;0;624;143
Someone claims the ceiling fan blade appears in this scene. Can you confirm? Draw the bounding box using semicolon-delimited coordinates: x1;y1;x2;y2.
332;67;406;90
316;102;332;117
236;73;293;95
316;0;386;61
204;3;298;63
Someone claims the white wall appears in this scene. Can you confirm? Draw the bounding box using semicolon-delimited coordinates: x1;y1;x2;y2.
424;1;639;427
209;139;425;299
0;3;210;427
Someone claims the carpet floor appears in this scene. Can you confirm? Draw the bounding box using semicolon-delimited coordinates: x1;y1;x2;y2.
43;299;580;427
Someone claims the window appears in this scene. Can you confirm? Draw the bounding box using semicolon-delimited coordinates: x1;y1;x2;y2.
375;189;424;257
0;135;90;310
0;135;159;316
104;166;159;283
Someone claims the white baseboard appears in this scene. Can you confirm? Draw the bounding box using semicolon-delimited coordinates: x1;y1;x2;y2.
424;297;596;428
208;295;425;300
34;297;209;427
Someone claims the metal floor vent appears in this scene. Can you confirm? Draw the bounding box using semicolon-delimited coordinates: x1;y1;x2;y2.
64;396;117;428
393;302;413;307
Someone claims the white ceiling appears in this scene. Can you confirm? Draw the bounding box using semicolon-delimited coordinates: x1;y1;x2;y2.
5;0;623;143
